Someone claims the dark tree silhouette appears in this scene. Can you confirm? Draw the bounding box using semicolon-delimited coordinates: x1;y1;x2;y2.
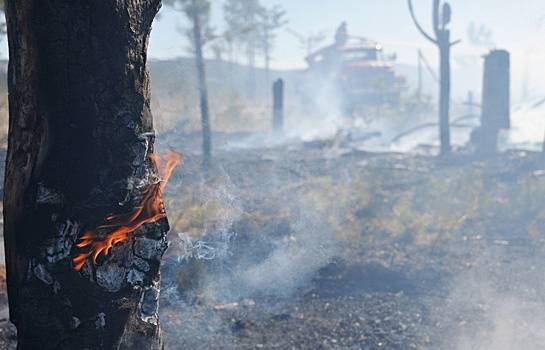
223;0;262;95
272;78;284;135
258;4;287;95
408;0;460;156
189;0;212;170
3;0;175;348
165;0;212;169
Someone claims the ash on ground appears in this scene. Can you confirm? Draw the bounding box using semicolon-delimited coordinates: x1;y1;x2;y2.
1;134;545;349
155;133;545;350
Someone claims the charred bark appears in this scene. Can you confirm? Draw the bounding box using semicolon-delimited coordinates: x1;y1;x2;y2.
4;1;168;349
475;49;510;154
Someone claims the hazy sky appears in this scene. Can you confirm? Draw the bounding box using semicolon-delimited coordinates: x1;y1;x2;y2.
150;0;545;100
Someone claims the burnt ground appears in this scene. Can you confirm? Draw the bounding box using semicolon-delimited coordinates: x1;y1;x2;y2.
159;236;545;350
156;134;545;350
3;134;545;349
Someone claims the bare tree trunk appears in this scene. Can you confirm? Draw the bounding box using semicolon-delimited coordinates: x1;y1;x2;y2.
272;79;284;135
4;1;170;348
438;34;451;156
265;54;271;104
263;30;271;104
191;0;212;170
247;42;257;98
408;0;457;157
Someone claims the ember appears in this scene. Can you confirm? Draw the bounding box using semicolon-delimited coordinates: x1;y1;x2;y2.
73;150;182;271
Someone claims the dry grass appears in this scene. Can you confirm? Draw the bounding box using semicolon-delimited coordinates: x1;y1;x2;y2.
163;152;545;254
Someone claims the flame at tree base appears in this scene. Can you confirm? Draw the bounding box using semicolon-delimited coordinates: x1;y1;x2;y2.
73;150;182;271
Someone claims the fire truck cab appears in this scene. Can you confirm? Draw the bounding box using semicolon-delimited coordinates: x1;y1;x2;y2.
306;35;405;111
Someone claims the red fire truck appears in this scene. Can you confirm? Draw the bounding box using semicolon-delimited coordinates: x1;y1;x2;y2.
306;34;405;111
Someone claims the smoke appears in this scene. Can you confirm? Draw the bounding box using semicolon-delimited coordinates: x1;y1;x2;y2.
430;243;545;350
501;99;545;152
200;208;339;301
285;77;345;142
159;170;340;347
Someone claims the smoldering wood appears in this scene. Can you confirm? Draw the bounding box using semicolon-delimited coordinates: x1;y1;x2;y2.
481;50;510;131
272;78;284;135
473;49;510;154
4;0;167;349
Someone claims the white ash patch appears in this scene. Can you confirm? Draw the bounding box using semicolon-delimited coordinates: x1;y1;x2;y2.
53;281;61;294
132;257;150;272
96;264;126;292
95;312;106;329
45;220;79;263
134;237;168;261
36;183;64;204
70;316;81;330
33;263;53;285
139;282;160;325
127;269;146;285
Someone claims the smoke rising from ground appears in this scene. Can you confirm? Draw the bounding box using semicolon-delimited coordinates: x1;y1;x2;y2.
202;208;339;301
430;244;545;350
159;167;341;346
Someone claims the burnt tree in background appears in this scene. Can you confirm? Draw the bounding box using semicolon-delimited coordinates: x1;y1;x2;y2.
223;0;262;97
408;0;460;156
476;49;510;154
4;0;174;348
190;0;213;170
258;5;287;98
272;78;284;135
163;0;212;169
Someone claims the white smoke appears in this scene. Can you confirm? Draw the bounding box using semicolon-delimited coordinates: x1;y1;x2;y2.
431;244;545;350
200;208;339;301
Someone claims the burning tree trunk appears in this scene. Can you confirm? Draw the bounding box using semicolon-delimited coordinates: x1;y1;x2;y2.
408;0;460;156
4;1;179;348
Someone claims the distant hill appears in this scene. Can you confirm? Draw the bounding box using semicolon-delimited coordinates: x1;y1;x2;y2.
148;57;306;134
149;57;304;102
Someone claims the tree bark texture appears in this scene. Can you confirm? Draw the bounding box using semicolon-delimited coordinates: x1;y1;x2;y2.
4;1;167;349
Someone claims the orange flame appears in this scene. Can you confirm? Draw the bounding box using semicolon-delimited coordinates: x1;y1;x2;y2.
72;150;182;271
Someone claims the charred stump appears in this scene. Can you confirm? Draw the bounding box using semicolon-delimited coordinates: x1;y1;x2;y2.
272;78;284;135
3;0;174;349
474;49;510;154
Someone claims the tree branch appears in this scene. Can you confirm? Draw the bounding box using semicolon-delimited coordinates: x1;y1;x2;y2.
433;0;440;35
408;0;438;45
450;39;462;47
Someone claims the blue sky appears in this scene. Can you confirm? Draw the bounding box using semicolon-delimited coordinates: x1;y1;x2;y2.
149;0;545;100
